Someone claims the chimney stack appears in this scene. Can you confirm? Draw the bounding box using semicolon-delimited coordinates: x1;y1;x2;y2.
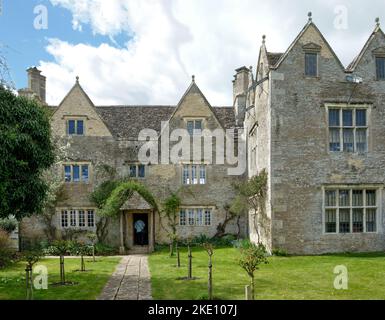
232;66;250;126
18;67;46;103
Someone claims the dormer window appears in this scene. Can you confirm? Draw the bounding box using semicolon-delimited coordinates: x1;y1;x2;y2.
187;120;203;136
376;57;385;80
305;53;318;77
67;119;84;136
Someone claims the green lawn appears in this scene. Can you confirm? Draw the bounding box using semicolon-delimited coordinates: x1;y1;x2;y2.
149;247;385;300
0;257;120;300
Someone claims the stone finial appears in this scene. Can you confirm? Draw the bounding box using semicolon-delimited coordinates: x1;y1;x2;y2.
376;17;380;27
262;35;266;44
76;76;79;83
308;12;312;22
192;75;195;82
249;66;253;71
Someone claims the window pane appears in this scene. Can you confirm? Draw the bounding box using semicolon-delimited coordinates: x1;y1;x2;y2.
343;129;354;152
194;120;202;134
376;57;385;80
366;209;377;232
352;190;363;206
192;165;198;184
339;190;350;207
73;165;80;182
196;209;203;226
305;53;317;76
87;210;95;227
138;165;145;178
329;129;341;152
187;121;194;136
70;210;77;227
179;210;186;226
339;209;351;233
325;209;337;233
130;165;137;178
183;166;190;185
356;109;367;126
188;209;195;226
77;120;84;135
366;190;376;206
204;209;212;226
329;109;340;127
68;120;76;135
325;190;337;207
200;166;206;184
61;211;68;228
82;165;89;182
356;129;367;153
352;209;364;233
343;110;353;127
79;210;85;227
64;165;72;182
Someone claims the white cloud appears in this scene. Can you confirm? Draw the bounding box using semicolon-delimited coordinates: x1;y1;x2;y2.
41;0;385;105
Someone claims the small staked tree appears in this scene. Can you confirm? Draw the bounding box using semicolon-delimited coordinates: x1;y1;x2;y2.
204;243;214;300
187;243;193;280
53;240;68;285
23;249;43;300
162;193;181;258
87;233;97;262
239;243;268;300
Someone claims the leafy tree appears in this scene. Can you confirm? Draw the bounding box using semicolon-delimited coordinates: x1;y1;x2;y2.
0;88;55;220
239;243;268;300
162;193;181;257
231;170;268;244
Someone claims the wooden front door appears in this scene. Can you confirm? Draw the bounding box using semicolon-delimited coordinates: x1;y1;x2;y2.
133;214;149;246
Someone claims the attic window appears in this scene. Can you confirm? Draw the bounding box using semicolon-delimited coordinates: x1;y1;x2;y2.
305;53;318;77
187;120;203;136
67;119;84;136
376;57;385;80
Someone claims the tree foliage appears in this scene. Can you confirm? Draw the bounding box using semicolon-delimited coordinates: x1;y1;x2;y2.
98;181;158;217
0;88;55;220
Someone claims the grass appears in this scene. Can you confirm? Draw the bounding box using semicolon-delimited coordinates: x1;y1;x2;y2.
0;257;120;300
149;247;385;300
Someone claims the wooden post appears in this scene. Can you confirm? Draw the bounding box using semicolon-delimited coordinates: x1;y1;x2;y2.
60;255;65;284
245;285;251;300
25;265;33;300
208;254;213;300
188;245;192;279
176;242;181;268
81;255;85;272
119;212;125;254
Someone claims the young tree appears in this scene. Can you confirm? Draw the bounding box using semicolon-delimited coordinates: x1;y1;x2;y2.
23;249;43;300
162;193;181;258
0;88;55;220
52;240;69;285
204;243;214;300
239;243;268;300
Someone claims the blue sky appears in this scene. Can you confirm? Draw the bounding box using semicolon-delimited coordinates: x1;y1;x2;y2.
0;0;384;105
0;0;129;89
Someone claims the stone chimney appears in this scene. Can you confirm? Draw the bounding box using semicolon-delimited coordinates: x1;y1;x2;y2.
233;66;250;126
18;67;46;103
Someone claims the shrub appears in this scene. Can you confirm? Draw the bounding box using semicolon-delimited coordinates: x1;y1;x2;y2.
0;229;14;268
232;238;254;250
94;243;119;256
272;248;290;257
0;217;17;234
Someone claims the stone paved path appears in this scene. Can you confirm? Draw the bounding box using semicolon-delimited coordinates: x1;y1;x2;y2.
97;255;152;300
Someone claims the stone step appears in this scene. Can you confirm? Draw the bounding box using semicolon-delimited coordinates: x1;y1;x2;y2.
129;246;150;254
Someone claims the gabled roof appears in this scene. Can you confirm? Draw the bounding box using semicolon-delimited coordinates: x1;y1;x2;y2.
165;78;229;131
347;25;385;72
48;105;235;140
266;52;284;68
271;20;345;71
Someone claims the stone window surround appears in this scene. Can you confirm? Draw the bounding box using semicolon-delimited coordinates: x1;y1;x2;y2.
322;185;383;235
303;43;321;78
58;208;96;230
324;103;372;154
62;161;92;184
181;163;207;185
183;117;207;136
179;206;214;227
373;47;385;81
123;162;146;179
63;115;88;136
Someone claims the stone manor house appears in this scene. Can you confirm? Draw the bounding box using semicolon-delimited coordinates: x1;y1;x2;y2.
18;15;385;255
